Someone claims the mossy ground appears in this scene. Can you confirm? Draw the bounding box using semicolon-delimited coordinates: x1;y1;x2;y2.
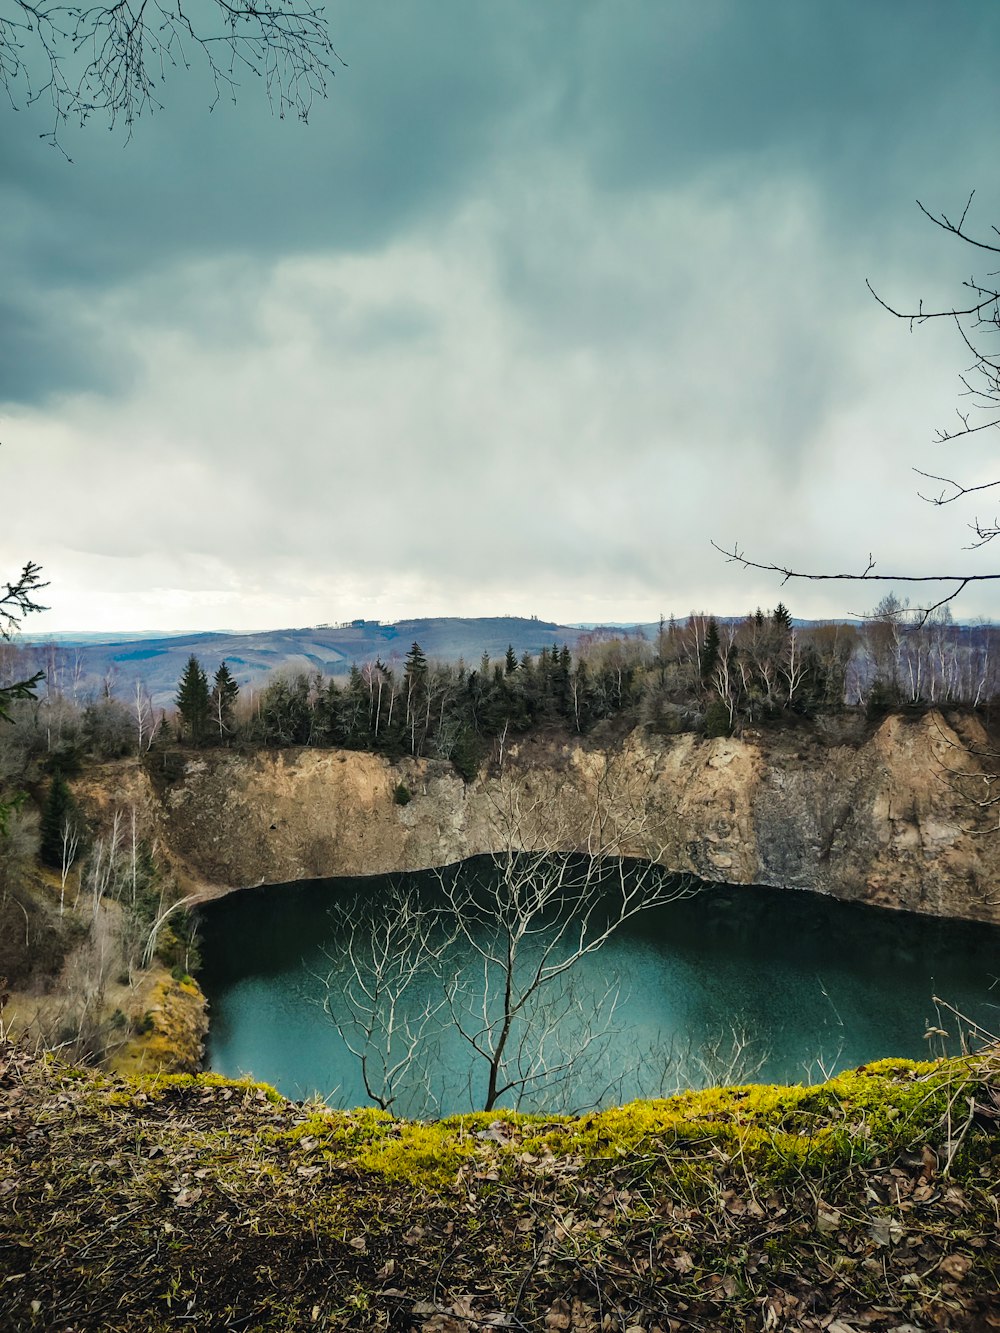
1;1041;998;1331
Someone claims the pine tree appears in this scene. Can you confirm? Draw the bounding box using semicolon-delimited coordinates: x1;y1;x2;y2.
772;602;793;632
39;774;77;869
176;655;211;746
341;665;371;748
403;643;429;755
211;661;240;740
699;618;721;682
504;644;518;675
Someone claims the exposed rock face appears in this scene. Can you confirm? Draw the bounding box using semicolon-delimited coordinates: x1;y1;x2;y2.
76;711;1000;924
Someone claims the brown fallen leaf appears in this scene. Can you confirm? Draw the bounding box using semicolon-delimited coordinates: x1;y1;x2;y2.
817;1206;841;1234
545;1298;572;1330
939;1252;971;1281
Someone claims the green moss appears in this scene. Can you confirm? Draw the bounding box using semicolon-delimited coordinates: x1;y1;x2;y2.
530;1057;969;1180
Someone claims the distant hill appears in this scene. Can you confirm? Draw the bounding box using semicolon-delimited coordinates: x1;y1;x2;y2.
23;617;645;707
20;613;900;709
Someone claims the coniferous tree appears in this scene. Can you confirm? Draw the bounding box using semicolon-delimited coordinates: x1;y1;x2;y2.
175;655;211;746
314;679;346;746
256;673;312;746
504;644;518;675
699;618;721;682
211;661;240;740
403;642;429;754
39;773;76;869
772;602;793;632
341;665;372;749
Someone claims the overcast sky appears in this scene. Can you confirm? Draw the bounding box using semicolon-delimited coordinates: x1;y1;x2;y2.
2;1;999;634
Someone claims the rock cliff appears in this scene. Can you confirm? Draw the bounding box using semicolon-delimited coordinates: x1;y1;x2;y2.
76;710;1000;924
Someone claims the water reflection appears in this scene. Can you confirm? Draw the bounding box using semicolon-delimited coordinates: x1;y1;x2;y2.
198;861;1000;1114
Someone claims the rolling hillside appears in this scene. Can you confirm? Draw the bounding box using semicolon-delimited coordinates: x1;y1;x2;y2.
22;617;650;706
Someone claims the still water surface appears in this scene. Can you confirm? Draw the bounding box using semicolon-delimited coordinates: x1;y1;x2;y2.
198;861;1000;1114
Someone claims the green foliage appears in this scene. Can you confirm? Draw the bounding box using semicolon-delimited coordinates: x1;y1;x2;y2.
450;726;485;783
39;774;80;869
393;782;412;806
211;661;240;740
175;656;211;746
704;699;733;738
699;618;720;682
255;673;313;746
155;910;201;975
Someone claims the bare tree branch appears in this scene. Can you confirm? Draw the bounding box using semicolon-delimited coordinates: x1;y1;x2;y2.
321;749;698;1116
724;197;1000;616
1;0;345;148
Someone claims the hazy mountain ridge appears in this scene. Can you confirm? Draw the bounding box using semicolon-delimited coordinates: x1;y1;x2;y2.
24;617;620;706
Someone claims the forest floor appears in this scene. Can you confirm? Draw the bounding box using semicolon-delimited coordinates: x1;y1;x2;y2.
1;1040;999;1332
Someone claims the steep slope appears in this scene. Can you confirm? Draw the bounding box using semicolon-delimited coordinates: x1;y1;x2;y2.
76;710;1000;925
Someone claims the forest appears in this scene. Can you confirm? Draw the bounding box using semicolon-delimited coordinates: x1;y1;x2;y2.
1;602;996;796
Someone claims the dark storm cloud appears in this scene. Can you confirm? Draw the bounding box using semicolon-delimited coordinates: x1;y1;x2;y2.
0;295;134;403
4;0;1000;404
561;3;1000;203
4;1;1000;630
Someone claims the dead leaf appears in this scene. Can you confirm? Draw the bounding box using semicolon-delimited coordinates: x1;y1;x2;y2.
817;1206;841;1234
868;1216;904;1246
545;1299;572;1330
939;1253;971;1281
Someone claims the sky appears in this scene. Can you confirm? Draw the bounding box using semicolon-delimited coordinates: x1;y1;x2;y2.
2;1;1000;635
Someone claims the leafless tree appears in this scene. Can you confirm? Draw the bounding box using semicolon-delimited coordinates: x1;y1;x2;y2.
1;0;344;148
132;680;160;755
715;195;1000;620
322;746;698;1115
321;886;458;1114
58;812;80;915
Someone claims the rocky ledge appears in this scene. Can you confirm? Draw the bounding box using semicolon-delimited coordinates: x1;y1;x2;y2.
75;710;1000;925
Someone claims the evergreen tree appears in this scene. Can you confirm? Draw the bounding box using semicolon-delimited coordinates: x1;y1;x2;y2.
341;665;372;749
699;618;721;682
504;644;518;674
403;642;429;755
211;661;240;740
256;673;312;746
39;773;77;869
772;602;793;632
314;679;346;746
175;655;211;746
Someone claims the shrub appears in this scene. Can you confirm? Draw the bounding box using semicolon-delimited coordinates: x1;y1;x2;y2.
704;700;733;738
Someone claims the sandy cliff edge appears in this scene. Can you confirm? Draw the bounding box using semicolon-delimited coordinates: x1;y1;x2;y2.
70;710;1000;925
